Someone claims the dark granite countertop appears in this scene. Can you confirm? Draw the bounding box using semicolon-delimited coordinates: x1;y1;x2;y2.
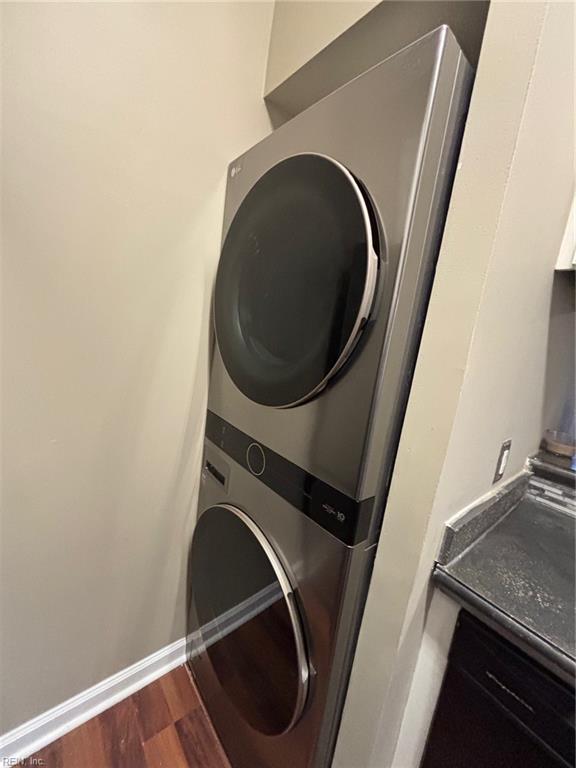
434;468;575;681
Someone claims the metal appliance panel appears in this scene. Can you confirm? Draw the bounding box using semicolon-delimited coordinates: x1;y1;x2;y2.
208;27;472;507
188;439;372;768
189;25;474;768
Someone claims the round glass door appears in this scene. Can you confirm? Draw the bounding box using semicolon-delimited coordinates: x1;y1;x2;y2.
214;154;379;408
190;504;309;735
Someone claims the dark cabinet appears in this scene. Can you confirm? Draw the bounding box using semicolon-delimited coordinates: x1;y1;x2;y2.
421;612;575;768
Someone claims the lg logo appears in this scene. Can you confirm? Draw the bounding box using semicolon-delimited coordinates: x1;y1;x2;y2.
323;503;345;524
230;164;242;178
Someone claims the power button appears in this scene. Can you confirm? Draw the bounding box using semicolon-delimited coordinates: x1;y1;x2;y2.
246;442;266;476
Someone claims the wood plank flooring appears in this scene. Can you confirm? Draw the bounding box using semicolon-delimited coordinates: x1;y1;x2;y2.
31;665;231;768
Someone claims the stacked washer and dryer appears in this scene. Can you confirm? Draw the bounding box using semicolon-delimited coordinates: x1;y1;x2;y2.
187;26;473;768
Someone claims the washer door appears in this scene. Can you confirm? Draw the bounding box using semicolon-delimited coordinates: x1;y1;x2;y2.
189;504;309;736
214;154;379;408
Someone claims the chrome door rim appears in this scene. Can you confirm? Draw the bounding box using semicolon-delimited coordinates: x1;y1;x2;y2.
215;152;380;409
206;503;310;733
275;153;379;408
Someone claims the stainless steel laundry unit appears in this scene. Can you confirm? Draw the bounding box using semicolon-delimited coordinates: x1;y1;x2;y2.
187;26;473;768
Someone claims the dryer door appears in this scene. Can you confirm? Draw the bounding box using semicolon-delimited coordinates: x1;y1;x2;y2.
214;154;379;408
189;504;309;735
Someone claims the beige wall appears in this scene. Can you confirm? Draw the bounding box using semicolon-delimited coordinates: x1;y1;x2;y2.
1;2;272;734
264;1;489;123
265;0;377;94
335;1;575;766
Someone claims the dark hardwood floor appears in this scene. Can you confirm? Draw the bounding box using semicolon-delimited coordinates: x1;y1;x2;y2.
31;665;230;768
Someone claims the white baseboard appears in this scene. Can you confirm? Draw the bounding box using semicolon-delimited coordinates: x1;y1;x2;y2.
0;637;187;762
0;582;281;761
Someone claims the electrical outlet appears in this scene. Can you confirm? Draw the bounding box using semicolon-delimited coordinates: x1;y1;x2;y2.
493;439;512;483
